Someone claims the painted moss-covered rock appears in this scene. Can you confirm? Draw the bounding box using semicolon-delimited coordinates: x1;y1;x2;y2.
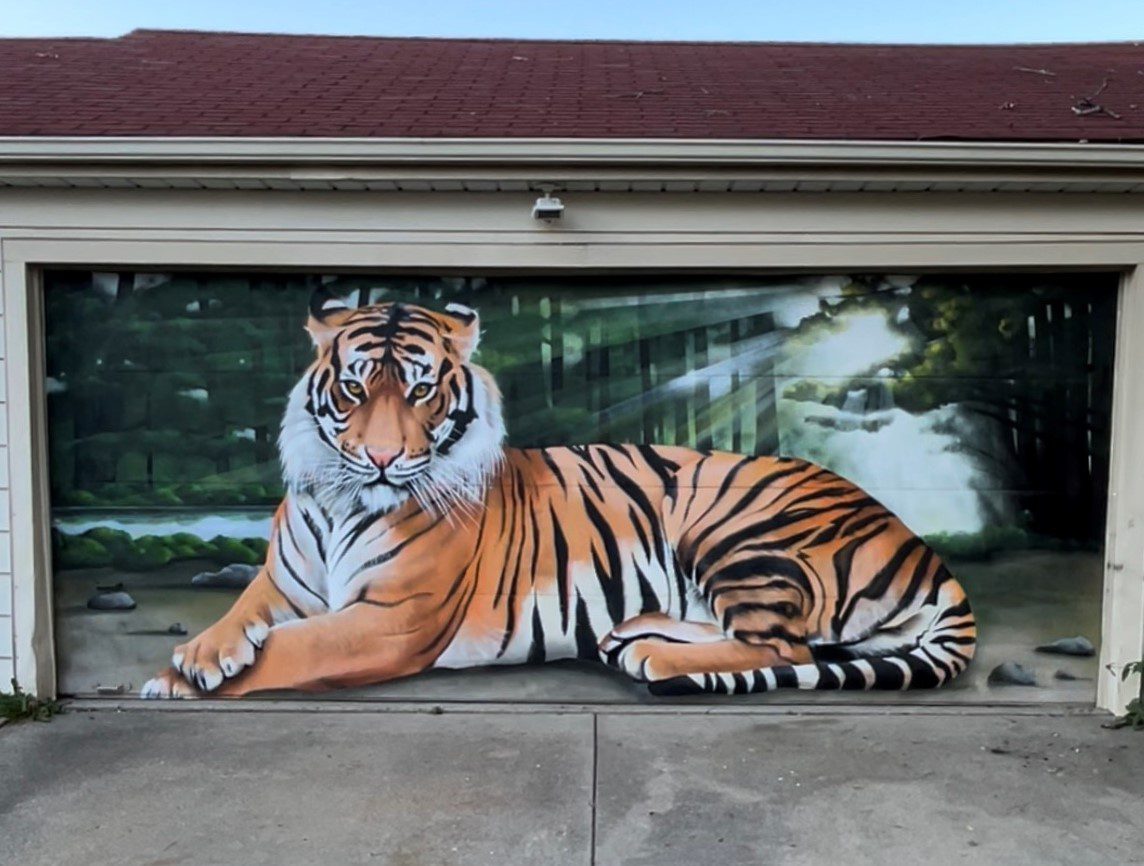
191;563;259;589
987;662;1036;686
87;591;136;611
1036;636;1096;657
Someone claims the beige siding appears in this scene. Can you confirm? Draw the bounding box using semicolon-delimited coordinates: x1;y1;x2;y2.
0;283;10;678
0;613;12;681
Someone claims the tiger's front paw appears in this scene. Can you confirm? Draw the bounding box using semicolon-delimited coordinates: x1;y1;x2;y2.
172;617;269;692
140;668;201;699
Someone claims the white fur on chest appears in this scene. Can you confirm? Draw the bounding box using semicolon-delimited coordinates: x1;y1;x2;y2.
323;511;406;611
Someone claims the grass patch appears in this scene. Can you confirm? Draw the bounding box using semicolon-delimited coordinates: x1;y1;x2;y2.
1;680;63;723
1104;661;1144;731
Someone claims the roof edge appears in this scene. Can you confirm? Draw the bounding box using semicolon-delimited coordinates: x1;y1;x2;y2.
117;29;1144;49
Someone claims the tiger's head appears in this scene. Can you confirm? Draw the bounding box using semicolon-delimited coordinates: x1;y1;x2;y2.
280;291;506;517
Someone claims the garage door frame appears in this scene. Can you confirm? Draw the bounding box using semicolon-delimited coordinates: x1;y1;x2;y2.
3;186;1143;712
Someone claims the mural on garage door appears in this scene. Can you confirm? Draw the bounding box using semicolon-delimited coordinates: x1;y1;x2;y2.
45;272;1115;701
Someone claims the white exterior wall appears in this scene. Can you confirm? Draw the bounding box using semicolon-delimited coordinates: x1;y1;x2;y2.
0;185;1142;711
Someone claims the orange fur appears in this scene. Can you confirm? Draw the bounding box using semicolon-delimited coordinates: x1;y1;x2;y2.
143;302;975;699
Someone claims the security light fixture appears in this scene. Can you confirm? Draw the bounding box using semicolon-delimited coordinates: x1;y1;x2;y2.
531;185;565;222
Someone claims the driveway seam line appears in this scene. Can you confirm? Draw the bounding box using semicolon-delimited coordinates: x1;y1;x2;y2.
590;712;599;866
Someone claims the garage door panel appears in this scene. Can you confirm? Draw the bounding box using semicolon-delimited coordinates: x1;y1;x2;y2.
45;270;1115;702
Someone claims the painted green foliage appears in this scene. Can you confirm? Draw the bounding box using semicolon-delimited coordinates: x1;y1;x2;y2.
55;528;267;571
44;271;1116;554
45;272;306;509
45;273;783;509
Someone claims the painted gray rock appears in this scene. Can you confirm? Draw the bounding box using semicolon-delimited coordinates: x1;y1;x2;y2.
191;563;259;589
1036;636;1095;657
87;591;136;611
987;661;1036;686
1053;669;1090;681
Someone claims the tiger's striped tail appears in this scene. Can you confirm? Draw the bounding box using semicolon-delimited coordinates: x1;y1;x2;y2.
648;596;977;697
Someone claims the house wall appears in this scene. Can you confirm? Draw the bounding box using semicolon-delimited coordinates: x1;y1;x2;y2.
2;185;1144;711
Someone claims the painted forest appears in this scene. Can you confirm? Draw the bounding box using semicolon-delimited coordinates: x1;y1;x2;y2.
45;270;1117;571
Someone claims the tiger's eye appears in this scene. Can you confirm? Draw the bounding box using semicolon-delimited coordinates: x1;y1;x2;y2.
342;380;365;400
409;383;431;401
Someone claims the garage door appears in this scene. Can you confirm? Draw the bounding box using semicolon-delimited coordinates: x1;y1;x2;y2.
46;270;1115;702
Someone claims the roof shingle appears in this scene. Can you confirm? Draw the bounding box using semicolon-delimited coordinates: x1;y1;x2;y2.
1;29;1143;141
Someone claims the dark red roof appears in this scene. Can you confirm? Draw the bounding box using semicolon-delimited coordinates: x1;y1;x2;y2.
1;29;1143;141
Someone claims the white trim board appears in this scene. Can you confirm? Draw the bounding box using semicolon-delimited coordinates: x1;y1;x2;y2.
2;136;1144;168
4;137;1144;193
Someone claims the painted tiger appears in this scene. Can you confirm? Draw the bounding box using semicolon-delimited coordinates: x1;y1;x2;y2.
141;293;976;699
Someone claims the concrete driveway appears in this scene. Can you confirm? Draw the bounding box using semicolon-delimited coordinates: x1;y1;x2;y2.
2;703;1141;865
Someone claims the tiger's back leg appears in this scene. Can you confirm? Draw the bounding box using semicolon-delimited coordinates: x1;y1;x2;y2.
599;611;812;684
599;613;720;681
697;549;820;666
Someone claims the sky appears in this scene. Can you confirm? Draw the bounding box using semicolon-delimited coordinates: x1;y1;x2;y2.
3;0;1144;44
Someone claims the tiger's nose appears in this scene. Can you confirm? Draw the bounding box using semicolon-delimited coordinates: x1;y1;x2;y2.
365;447;401;469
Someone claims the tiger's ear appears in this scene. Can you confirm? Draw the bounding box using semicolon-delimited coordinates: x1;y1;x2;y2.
441;302;480;362
306;289;355;351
